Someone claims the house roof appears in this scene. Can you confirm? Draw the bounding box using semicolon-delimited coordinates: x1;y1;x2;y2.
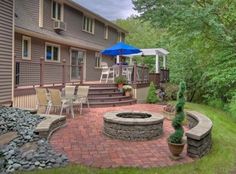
65;0;128;34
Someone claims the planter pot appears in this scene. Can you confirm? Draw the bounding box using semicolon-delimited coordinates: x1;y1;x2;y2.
125;91;132;97
167;140;185;156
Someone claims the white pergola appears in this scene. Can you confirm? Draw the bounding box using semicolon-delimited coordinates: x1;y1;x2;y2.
120;48;169;73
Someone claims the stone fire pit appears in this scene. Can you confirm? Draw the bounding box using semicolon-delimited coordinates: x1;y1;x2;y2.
103;111;164;141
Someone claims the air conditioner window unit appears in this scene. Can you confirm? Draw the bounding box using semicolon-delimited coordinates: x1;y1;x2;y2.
53;21;66;32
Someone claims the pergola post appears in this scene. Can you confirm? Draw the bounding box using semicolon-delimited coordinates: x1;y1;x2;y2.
163;55;166;70
155;53;159;73
116;55;120;63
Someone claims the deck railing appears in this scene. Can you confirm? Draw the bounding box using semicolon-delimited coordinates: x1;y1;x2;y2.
15;58;149;88
149;69;170;87
15;58;83;88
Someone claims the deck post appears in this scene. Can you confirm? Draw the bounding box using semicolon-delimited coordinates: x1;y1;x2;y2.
80;62;84;84
133;62;137;84
40;57;44;87
142;64;145;83
62;59;66;86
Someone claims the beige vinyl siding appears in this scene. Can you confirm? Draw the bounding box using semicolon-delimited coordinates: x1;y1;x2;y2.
0;0;14;103
43;0;121;48
85;50;114;81
15;33;72;85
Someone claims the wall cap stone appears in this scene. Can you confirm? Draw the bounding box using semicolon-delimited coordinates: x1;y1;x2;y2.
186;111;213;140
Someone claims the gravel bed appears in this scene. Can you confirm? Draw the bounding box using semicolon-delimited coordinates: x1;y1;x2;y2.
0;107;69;173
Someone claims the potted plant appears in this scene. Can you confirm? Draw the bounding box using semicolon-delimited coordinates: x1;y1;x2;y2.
167;81;186;158
115;76;127;89
123;85;133;97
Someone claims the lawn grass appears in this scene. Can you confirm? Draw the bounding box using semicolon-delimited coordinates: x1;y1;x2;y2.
19;103;236;174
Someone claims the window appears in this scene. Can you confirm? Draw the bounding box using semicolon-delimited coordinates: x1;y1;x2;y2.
52;0;62;21
45;43;60;62
104;25;108;40
95;52;102;68
82;16;94;34
22;36;31;60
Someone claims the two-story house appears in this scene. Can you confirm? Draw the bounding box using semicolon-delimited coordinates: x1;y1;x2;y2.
14;0;128;86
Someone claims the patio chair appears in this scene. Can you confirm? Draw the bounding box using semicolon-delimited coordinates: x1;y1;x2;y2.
35;88;50;114
64;85;76;98
47;89;73;117
74;86;90;114
122;66;133;82
100;62;115;83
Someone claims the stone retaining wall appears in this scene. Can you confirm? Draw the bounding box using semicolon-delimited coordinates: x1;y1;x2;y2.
34;115;66;139
186;111;213;158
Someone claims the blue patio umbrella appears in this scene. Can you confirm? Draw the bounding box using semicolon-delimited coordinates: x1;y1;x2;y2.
101;42;142;56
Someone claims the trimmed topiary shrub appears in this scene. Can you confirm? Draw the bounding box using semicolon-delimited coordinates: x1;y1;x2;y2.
146;82;158;103
169;81;186;144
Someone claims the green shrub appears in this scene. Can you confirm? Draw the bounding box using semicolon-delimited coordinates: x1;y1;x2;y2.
208;98;224;109
169;81;186;144
161;83;179;101
146;82;158;103
114;76;127;84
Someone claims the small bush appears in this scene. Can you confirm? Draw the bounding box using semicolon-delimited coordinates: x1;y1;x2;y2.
115;76;127;84
161;83;179;101
146;82;158;103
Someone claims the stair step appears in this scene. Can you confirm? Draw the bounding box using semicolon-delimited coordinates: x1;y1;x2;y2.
89;99;137;108
88;96;131;102
89;87;119;93
89;87;118;91
89;91;123;96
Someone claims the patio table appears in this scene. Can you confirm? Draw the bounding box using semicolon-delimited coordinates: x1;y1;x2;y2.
62;95;85;117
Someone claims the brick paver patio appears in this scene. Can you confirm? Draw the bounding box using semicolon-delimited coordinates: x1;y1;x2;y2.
50;104;194;168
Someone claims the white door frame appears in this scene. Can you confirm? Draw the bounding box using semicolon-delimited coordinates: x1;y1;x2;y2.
70;48;86;82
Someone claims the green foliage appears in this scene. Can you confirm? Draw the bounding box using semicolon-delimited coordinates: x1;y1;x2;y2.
169;82;186;144
114;76;127;85
131;0;236;105
161;83;179;101
207;98;225;110
229;94;236;118
146;82;158;103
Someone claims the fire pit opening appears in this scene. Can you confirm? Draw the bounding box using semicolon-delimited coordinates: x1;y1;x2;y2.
103;111;164;141
116;112;151;119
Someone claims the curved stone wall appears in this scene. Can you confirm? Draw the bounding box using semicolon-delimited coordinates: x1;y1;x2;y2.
186;111;213;158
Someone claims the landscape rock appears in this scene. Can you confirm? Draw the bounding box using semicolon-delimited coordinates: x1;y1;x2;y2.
0;107;69;173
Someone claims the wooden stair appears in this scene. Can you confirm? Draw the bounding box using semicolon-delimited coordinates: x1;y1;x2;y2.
86;85;136;108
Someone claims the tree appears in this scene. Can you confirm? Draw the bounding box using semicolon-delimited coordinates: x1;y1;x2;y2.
132;0;236;105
